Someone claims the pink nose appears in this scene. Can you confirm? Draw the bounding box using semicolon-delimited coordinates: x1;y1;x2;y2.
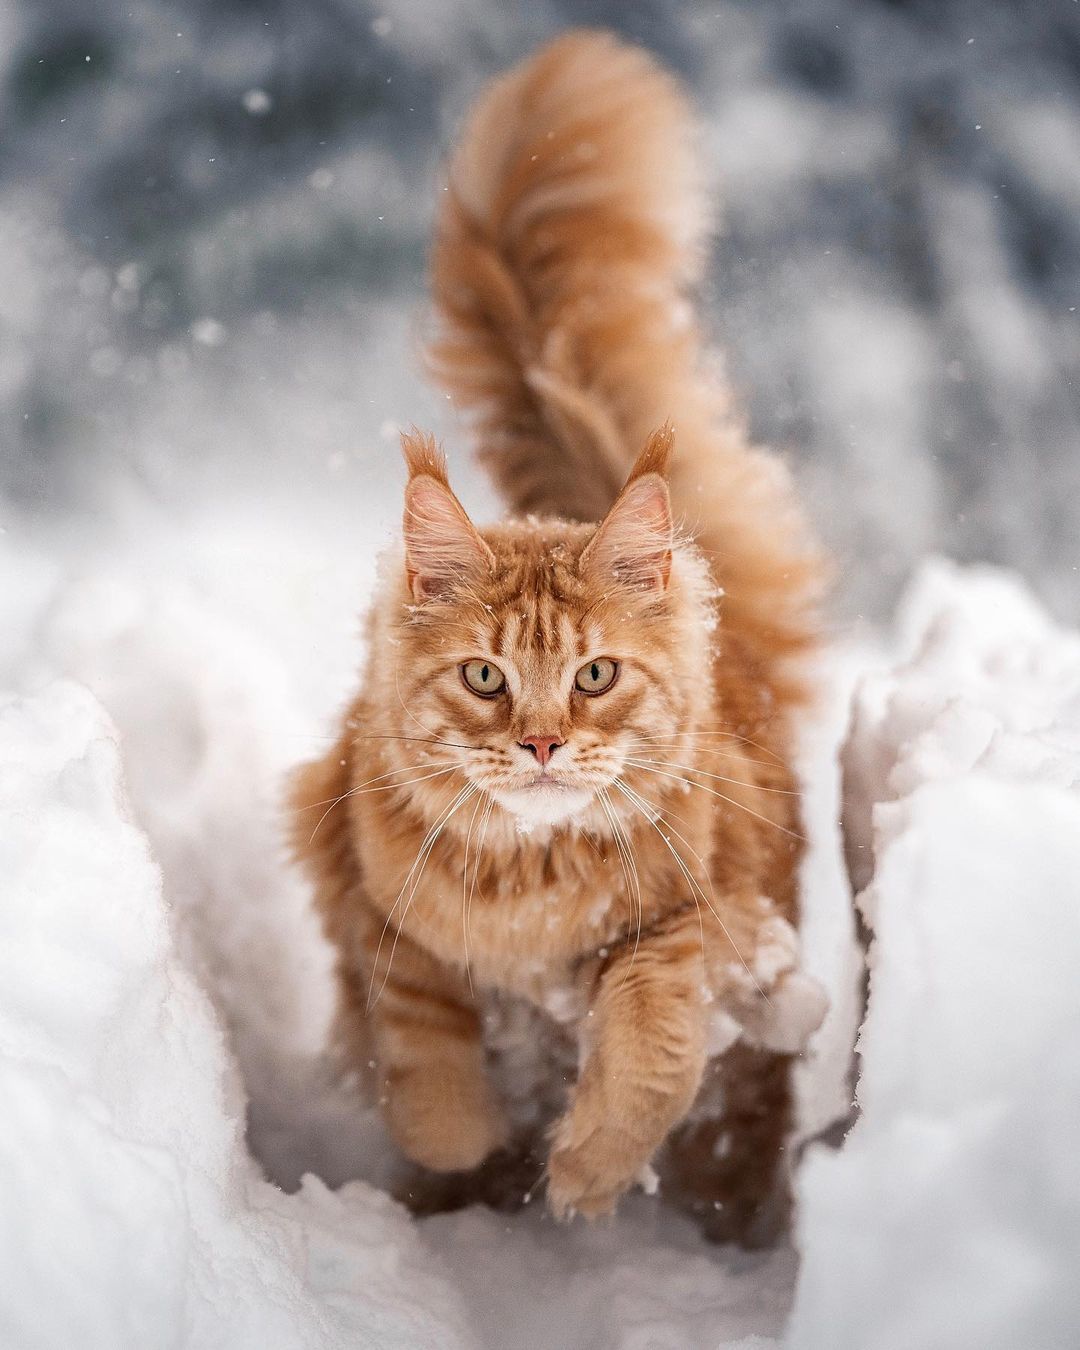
519;735;564;767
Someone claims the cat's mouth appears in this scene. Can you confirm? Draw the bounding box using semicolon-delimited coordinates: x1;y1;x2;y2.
519;775;572;792
486;775;599;826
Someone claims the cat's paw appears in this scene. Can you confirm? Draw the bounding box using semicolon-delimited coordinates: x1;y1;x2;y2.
547;1129;650;1220
546;1099;654;1220
384;1064;509;1173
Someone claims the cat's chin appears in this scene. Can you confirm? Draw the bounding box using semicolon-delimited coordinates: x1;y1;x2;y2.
488;782;598;828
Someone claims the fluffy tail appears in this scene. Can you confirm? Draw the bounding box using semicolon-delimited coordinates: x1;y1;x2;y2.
428;30;824;671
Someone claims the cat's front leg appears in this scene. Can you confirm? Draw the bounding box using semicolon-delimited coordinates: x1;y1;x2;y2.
547;908;707;1219
364;930;509;1173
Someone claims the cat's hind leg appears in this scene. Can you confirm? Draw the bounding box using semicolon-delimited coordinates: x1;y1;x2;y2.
660;1044;795;1248
391;1135;547;1217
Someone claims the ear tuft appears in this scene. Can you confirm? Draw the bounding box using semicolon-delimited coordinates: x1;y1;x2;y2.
400;428;450;485
580;472;673;593
403;472;494;604
627;423;676;482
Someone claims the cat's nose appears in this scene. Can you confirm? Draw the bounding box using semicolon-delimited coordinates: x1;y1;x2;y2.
519;734;565;767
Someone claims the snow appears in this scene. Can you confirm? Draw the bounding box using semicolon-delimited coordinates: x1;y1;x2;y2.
789;561;1080;1350
3;476;1079;1350
8;496;1078;1347
0;681;472;1350
0;499;858;1347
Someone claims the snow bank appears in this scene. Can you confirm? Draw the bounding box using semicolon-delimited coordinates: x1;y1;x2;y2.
11;541;1075;1349
9;537;1077;1348
1;524;853;1348
0;680;474;1350
788;561;1080;1350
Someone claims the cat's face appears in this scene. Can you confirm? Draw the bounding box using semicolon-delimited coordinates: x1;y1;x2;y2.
397;523;688;826
391;430;697;827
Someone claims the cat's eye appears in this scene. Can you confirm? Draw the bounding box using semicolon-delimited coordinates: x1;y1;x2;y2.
461;660;506;697
575;657;619;695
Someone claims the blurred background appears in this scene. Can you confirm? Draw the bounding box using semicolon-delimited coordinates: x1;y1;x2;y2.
2;0;1078;624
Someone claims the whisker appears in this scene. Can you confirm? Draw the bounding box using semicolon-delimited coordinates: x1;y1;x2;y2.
368;800;457;1008
630;728;788;766
627;739;778;770
369;783;477;1010
614;778;769;1004
385;782;478;993
617;779;707;969
622;762;804;840
613;806;644;977
368;783;477;1009
352;732;479;752
461;792;486;997
577;826;608;863
598;789;643;978
629;743;772;768
624;756;799;796
304;767;456;845
466;795;496;993
596;791;632;938
616;778;711;970
521;1155;551;1207
300;760;455;811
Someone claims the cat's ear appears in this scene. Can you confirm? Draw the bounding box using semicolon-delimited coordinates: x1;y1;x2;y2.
580;427;674;592
401;430;494;603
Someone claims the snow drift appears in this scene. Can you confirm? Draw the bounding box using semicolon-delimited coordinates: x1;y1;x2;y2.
0;680;473;1349
789;561;1080;1350
0;518;850;1349
1;549;1077;1348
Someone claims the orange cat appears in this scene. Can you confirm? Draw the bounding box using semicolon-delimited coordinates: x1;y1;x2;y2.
292;30;828;1245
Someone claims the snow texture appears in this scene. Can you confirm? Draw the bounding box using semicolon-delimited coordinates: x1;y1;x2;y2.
0;510;856;1347
790;561;1080;1350
0;681;473;1350
6;518;1077;1347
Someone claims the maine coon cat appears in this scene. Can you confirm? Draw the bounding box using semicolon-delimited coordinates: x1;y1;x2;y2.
292;30;828;1245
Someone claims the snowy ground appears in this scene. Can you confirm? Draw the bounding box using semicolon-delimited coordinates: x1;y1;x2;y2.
0;482;860;1349
4;495;1079;1345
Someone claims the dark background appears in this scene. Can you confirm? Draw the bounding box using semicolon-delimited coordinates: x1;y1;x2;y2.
3;0;1078;623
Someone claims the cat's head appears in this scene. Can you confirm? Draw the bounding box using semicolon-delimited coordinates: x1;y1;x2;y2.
386;427;711;828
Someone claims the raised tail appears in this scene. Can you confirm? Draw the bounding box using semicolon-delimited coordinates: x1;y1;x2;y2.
428;30;825;674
